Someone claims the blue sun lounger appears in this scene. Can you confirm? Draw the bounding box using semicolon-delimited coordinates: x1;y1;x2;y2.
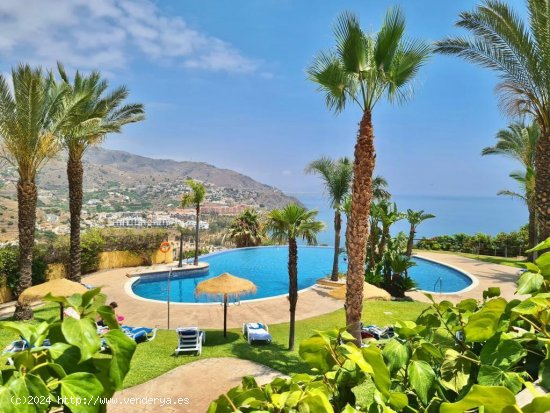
243;322;272;344
175;327;205;356
121;326;157;343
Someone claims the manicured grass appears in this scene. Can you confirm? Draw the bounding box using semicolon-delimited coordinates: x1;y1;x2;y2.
124;300;427;387
415;249;527;269
0;300;428;388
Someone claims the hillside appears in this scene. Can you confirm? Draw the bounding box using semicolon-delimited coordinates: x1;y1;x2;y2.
0;147;299;240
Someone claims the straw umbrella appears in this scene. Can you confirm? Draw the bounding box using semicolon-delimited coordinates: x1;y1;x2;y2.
19;278;88;320
195;273;256;337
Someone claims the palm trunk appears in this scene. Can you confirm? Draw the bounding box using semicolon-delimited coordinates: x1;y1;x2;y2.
406;226;415;257
67;153;83;282
331;210;341;281
13;179;37;320
346;110;375;345
194;206;200;266
178;230;184;268
527;201;537;261
535;132;550;241
378;225;388;257
288;237;298;351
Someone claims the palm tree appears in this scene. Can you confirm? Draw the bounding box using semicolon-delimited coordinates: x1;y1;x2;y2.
181;179;206;266
436;0;550;241
305;157;353;281
266;204;324;350
308;9;430;342
375;201;404;259
404;209;435;256
0;65;67;319
372;176;391;201
482;122;539;252
57;64;145;282
228;208;263;248
498;168;537;258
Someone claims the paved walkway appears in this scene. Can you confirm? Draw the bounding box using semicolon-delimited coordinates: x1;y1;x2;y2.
110;358;283;413
83;266;345;329
409;252;524;303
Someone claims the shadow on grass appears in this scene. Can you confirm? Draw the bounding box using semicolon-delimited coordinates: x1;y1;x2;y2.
229;340;310;375
203;330;240;346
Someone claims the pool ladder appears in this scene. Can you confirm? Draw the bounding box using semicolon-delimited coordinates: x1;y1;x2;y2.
433;277;443;295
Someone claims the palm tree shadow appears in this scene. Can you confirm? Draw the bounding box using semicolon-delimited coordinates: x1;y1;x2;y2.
230;341;310;375
203;330;240;346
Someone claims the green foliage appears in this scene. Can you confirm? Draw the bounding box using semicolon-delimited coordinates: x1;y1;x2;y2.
210;240;550;411
228;209;264;248
0;288;136;412
0;246;48;292
416;227;529;257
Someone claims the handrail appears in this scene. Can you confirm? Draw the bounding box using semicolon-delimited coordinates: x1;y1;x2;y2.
433;277;443;294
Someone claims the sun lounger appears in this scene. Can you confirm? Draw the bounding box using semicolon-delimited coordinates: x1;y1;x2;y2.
360;324;394;340
121;326;157;343
175;327;205;355
243;322;272;344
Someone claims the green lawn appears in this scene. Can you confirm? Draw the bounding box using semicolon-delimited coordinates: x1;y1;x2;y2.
415;249;527;269
0;300;428;388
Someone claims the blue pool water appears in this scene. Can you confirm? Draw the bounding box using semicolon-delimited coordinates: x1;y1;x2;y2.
131;247;472;303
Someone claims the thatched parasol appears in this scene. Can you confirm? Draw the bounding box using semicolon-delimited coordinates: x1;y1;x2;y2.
329;282;391;301
19;278;88;320
195;273;257;337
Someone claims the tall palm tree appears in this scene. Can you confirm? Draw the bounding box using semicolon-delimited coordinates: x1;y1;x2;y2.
0;65;67;319
404;209;435;256
436;0;550;241
181;179;206;266
372;176;391;201
308;9;430;342
482;122;539;252
57;64;145;282
498;168;537;258
228;208;263;248
305;157;353;281
266;204;324;350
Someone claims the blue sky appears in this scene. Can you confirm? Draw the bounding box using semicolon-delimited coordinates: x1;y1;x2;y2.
0;0;525;197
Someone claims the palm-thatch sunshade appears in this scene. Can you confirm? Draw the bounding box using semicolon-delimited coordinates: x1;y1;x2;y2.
195;273;257;337
19;278;88;320
329;282;391;301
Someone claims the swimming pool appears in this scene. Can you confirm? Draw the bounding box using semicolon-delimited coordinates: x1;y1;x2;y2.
130;246;473;303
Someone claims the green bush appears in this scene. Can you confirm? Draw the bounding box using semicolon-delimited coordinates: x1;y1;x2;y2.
0;246;48;291
0;288;136;412
209;239;550;412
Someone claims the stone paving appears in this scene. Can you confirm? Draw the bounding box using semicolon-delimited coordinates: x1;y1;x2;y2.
109;358;283;413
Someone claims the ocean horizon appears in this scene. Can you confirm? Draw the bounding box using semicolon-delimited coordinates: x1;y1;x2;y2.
294;193;528;246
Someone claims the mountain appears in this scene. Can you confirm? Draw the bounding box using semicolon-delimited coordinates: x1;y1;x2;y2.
0;147;299;219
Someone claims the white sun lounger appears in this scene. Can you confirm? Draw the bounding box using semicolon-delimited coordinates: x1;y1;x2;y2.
243;322;272;344
175;327;205;355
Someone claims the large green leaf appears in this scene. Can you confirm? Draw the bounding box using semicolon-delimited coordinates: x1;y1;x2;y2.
536;253;550;275
440;385;518;413
60;372;104;413
96;306;119;330
440;349;472;393
362;346;390;397
102;329;136;390
61;317;101;361
464;298;506;342
407;360;435;405
522;395;550;413
299;335;336;372
527;239;550;253
517;271;545;294
48;342;81;374
479;335;526;369
382;339;410;373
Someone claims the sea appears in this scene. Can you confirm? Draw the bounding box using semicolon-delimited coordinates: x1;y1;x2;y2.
295;193;528;247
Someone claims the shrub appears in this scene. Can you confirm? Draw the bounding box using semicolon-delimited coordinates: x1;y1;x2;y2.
0;288;136;412
209;239;550;412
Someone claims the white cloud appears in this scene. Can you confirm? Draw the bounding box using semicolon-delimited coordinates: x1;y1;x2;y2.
0;0;259;74
282;170;292;176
